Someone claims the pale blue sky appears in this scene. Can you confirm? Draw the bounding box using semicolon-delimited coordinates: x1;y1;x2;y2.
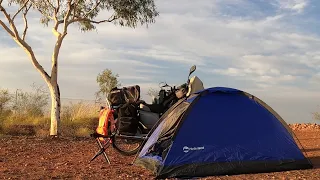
0;0;320;124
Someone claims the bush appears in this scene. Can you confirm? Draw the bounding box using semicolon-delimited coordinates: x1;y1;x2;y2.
0;88;12;113
313;112;320;121
0;84;50;136
60;101;99;136
13;84;49;117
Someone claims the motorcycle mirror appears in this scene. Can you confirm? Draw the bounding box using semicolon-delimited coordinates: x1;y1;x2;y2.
189;65;196;77
159;82;166;88
187;65;196;83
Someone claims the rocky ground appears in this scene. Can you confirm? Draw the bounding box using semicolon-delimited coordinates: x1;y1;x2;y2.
0;123;319;180
289;123;320;131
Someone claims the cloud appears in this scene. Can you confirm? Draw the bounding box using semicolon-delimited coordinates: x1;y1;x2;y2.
273;0;309;13
209;54;299;87
112;46;207;66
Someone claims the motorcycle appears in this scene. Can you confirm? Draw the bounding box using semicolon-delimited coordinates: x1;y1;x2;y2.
93;65;204;156
136;65;201;134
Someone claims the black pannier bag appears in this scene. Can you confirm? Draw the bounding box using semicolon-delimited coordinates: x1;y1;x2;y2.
107;88;125;106
107;85;140;106
116;103;139;135
123;85;140;103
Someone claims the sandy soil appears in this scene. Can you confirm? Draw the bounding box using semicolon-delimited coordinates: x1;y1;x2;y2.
0;124;319;180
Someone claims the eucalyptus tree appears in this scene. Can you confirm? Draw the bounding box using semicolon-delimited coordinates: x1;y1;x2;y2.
0;0;159;136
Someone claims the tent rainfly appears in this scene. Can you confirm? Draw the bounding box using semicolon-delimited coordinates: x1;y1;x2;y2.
133;87;313;179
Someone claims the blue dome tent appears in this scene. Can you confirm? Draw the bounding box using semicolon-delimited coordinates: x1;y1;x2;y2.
133;87;313;179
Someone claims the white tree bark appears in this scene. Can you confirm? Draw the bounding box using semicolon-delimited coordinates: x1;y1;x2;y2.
48;33;65;136
48;83;61;136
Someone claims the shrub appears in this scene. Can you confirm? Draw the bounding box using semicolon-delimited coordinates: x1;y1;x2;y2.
60;101;99;136
0;88;12;113
13;84;49;117
313;112;320;121
0;84;49;136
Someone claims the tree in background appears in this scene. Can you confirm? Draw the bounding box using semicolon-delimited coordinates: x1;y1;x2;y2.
313;111;320;121
15;83;49;117
0;0;159;136
96;68;121;101
0;88;11;113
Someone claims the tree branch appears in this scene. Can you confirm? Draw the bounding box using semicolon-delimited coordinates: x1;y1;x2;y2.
22;14;27;40
0;19;15;37
12;0;30;21
29;0;54;21
87;16;118;24
51;0;58;19
54;0;60;26
22;5;32;41
72;0;77;19
0;5;14;37
62;0;72;34
83;0;102;18
67;15;118;26
56;0;60;14
45;0;55;10
52;23;60;37
22;43;51;84
52;2;61;37
58;0;108;26
52;0;73;37
0;4;20;37
51;0;72;82
7;33;51;83
0;3;51;83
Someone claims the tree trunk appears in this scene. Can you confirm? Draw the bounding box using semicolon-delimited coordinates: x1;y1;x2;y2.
48;34;65;136
48;83;61;136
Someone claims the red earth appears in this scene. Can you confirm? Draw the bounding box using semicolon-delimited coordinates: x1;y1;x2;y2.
0;124;320;180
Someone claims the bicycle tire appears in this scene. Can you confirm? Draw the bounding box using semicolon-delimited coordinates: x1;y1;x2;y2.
111;127;144;156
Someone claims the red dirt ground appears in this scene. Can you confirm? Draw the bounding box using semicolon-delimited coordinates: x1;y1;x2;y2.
0;125;320;180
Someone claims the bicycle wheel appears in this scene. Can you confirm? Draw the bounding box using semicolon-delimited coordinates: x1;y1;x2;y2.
112;127;145;156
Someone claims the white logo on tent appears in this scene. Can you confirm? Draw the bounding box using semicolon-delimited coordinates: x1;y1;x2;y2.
183;146;204;153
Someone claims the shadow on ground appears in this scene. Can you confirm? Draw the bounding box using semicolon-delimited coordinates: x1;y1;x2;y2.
304;148;320;153
310;156;320;169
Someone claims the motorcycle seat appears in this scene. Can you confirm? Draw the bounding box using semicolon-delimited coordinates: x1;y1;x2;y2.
139;102;164;114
